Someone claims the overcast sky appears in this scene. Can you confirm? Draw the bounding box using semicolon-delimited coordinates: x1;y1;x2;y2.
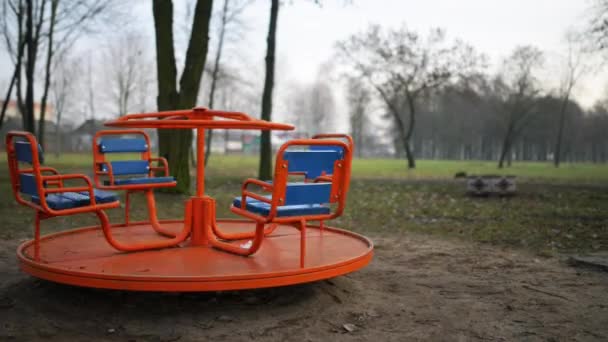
1;0;604;125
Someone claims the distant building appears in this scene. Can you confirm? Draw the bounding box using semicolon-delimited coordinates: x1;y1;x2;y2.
0;100;55;122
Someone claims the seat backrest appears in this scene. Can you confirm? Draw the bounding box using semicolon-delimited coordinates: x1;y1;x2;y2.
284;182;332;205
5;133;45;201
282;150;342;179
14;141;45;164
94;131;152;177
309;145;344;156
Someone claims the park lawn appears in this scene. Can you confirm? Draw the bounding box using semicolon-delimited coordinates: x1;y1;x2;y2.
4;152;607;183
0;153;606;256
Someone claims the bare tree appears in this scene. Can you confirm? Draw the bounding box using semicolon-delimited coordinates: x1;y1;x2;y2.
554;32;591;167
51;54;81;156
153;0;214;194
336;25;483;168
204;0;250;166
347;78;371;158
0;0;122;146
102;32;149;116
495;45;544;168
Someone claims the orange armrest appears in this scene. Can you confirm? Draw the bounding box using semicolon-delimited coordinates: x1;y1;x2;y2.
42;174;95;201
150;157;169;176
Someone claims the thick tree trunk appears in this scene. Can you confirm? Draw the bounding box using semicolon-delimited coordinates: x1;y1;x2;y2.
258;0;279;180
24;0;36;134
153;0;214;194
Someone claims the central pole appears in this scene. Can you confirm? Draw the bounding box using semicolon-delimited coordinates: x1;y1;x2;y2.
196;127;205;197
190;127;210;246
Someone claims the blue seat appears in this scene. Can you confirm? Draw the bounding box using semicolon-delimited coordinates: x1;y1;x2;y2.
105;176;175;186
233;182;332;217
96;135;175;187
233;197;330;217
32;190;118;210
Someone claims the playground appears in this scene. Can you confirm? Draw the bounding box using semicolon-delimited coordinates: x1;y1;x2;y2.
1;142;607;340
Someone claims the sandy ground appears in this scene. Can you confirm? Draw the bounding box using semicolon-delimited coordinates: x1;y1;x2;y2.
1;233;607;342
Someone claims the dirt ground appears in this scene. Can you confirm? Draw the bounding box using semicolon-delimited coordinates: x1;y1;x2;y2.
1;232;607;342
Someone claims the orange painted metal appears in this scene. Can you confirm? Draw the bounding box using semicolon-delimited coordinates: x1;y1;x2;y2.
16;220;373;292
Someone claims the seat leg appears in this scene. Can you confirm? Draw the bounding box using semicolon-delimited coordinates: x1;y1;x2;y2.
212;221;278;241
209;221;266;256
124;190;131;226
299;219;307;268
34;211;41;261
96;202;193;252
144;189;178;238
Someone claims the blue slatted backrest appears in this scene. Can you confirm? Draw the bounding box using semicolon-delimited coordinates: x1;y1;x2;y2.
19;173;39;196
283;151;341;179
100;160;150;175
309;145;344;158
284;182;331;205
14;141;44;164
98;138;148;153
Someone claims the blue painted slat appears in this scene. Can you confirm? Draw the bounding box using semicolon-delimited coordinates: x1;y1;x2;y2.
59;192;91;206
284;182;331;205
310;145;344;157
98;138;148;153
19;173;39;196
104;176;175;186
32;194;78;210
283;151;341;179
79;189;119;203
232;197;330;217
100;160;150;175
14;141;44;164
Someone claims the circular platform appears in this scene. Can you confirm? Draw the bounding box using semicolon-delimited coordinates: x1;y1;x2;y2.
17;220;373;292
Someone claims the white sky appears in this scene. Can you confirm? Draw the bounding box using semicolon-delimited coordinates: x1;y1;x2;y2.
1;0;605;127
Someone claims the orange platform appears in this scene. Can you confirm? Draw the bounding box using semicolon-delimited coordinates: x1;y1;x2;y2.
18;219;373;292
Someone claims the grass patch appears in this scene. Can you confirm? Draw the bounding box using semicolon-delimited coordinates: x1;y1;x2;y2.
0;153;607;255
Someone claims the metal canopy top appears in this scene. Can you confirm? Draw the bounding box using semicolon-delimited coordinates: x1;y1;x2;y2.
104;107;295;131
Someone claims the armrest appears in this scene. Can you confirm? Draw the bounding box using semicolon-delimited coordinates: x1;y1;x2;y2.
240;178;273;207
42;173;97;205
94;161;115;186
150;157;169;176
23;167;63;187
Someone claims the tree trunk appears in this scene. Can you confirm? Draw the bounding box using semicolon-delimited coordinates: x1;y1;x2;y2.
498;128;513;169
403;92;417;168
553;92;570;168
153;0;214;194
24;0;36;134
258;0;279;180
37;0;58;148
